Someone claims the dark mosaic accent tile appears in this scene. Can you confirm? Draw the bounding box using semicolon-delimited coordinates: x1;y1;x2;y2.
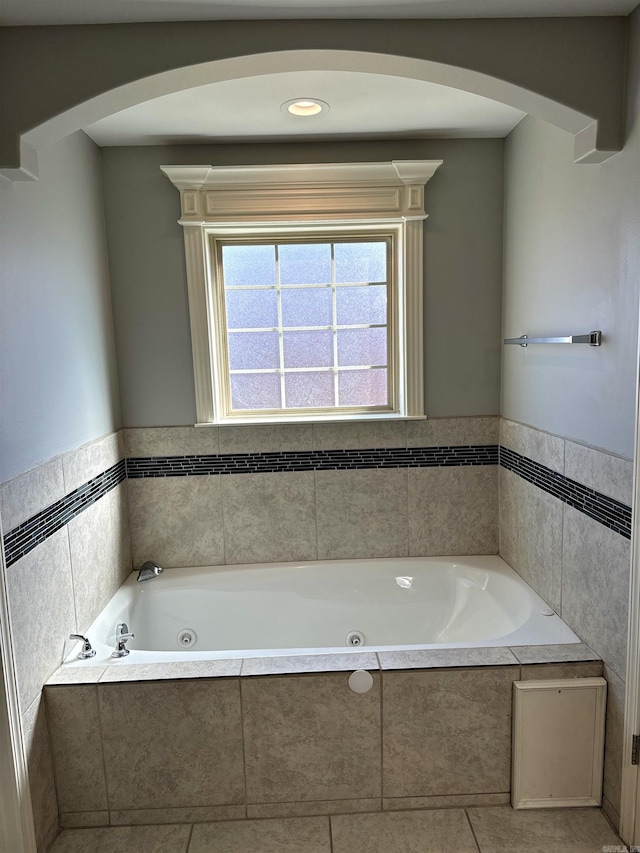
125;445;499;479
499;446;631;540
3;461;126;567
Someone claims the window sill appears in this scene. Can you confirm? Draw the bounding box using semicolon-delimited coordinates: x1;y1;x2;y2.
195;413;428;428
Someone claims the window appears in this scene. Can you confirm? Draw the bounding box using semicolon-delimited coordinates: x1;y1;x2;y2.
162;161;442;425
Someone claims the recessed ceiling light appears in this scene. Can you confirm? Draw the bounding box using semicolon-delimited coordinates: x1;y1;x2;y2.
281;98;329;117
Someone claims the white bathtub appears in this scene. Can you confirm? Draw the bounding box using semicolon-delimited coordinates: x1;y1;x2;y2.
66;556;580;666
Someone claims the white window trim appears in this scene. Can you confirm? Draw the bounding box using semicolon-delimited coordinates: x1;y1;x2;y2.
161;160;442;425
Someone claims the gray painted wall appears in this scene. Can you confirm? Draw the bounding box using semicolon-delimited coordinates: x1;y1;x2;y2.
101;139;504;427
0;132;121;483
501;16;640;461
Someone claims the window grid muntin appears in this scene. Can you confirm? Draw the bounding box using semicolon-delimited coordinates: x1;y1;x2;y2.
217;234;393;414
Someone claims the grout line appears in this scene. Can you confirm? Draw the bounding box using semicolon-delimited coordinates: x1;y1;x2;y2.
94;683;113;815
220;470;228;567
328;814;334;853
379;667;384;802
185;823;195;852
313;469;320;560
238;678;249;819
463;808;483;853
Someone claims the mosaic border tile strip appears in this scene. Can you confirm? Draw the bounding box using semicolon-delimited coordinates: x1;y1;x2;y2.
500;446;632;540
2;442;632;566
3;460;126;567
126;444;499;477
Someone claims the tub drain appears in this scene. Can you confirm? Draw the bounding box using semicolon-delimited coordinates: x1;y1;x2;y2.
177;629;197;648
346;631;365;647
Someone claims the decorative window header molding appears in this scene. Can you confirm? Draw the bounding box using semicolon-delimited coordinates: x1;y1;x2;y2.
160;160;443;224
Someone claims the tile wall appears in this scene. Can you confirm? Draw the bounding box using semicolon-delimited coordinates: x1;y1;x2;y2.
498;418;633;827
0;431;132;852
124;417;500;568
43;652;601;827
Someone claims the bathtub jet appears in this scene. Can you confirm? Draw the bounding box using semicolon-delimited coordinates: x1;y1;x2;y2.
137;560;164;582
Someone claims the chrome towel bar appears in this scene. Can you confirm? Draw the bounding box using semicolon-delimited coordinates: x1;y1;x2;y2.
504;331;601;347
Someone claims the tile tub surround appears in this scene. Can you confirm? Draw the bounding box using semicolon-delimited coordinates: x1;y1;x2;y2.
498;418;633;821
44;652;603;825
0;430;132;853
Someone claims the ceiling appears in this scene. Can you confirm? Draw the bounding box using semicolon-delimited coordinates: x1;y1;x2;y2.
85;71;526;147
0;0;635;26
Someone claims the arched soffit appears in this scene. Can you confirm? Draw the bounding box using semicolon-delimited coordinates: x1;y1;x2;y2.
8;49;613;181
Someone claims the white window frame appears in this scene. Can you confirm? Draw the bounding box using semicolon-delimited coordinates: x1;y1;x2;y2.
161;160;442;425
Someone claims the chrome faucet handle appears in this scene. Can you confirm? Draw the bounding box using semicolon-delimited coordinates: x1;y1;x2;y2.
111;623;134;658
69;633;96;660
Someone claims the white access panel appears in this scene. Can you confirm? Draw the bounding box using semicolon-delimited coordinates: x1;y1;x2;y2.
512;677;607;809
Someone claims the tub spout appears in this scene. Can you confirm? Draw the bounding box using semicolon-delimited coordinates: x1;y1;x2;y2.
137;560;164;582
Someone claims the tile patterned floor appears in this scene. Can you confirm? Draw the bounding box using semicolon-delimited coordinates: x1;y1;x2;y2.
49;806;624;853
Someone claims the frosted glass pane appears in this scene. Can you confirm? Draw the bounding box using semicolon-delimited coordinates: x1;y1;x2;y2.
228;332;279;370
335;242;386;284
337;328;387;366
281;287;333;328
230;373;281;410
285;371;335;408
338;369;388;407
279;243;331;285
222;245;276;286
225;289;278;329
336;285;387;326
283;331;333;368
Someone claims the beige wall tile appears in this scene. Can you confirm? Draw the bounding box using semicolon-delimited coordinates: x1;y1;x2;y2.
603;665;625;817
518;662;603;679
564;440;633;505
499;467;563;612
7;529;77;712
382;667;518;797
222;472;317;565
125;426;219;457
378;648;517;670
22;695;59;853
408;466;497;556
467;804;620;851
219;424;314;454
109;805;245;825
98;679;244;810
499;419;564;473
0;457;65;531
247;799;380;819
59;813;109;828
46;685;108;812
62;432;120;494
241;652;378;677
241;673;381;803
316;468;408;560
99;660;241;682
331;809;478;853
128;476;225;569
67;490;123;633
383;793;509;810
313;421;407;450
561;506;630;677
189;817;331;853
407;416;498;448
49;825;191;853
111;481;132;587
509;643;599;665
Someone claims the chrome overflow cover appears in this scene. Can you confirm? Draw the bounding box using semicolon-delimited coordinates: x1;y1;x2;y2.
346;630;365;647
177;629;197;648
